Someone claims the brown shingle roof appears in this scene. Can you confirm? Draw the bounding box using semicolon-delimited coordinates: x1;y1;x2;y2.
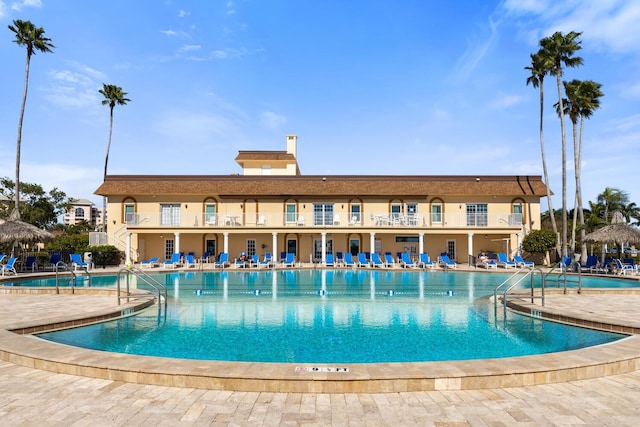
95;175;548;198
235;151;296;161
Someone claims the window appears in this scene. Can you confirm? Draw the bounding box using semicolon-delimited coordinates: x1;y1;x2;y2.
205;204;216;225
74;207;85;218
246;239;256;257
125;204;137;225
431;204;442;224
466;204;488;227
390;204;402;223
446;240;457;260
350;204;361;223
164;238;174;260
510;203;523;226
406;203;418;225
313;239;333;262
285;204;297;223
160;204;181;226
313;203;334;226
286;239;297;256
205;239;216;257
395;236;419;243
349;239;360;256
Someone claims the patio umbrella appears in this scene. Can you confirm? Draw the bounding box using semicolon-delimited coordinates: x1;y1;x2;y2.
0;208;54;247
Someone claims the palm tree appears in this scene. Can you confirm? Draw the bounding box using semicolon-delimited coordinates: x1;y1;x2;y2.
539;31;583;257
8;20;54;220
525;50;559;256
597;187;629;224
99;84;130;230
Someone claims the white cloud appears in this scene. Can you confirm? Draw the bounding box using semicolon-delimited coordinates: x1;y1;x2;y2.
260;111;287;129
178;9;189;18
489;94;524;109
10;0;41;11
449;17;499;84
180;44;201;52
0;1;6;18
42;65;104;110
501;0;640;54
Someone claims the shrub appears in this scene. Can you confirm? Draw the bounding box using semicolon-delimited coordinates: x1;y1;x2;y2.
522;229;557;253
88;245;122;267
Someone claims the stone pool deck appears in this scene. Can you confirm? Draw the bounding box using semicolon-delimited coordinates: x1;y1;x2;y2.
2;274;640;424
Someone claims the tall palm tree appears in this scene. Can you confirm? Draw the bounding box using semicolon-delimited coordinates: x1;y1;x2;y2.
539;31;583;258
8;20;54;220
525;50;559;255
99;84;130;230
573;80;603;258
597;187;628;224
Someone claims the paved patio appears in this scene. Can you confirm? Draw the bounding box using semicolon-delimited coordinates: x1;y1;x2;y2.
2;272;640;425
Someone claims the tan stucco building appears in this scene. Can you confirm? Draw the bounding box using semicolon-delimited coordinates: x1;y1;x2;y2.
95;135;547;265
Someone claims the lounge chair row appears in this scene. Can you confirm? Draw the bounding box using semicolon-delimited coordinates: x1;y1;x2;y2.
476;253;535;269
323;252;457;269
0;253;93;275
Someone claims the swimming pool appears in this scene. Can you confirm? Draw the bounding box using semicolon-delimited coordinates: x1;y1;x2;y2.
35;269;626;363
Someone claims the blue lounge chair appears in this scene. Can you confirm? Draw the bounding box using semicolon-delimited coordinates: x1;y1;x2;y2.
559;256;572;271
614;259;635;275
141;257;160;268
201;252;211;263
48;253;62;270
0;254;5;264
400;253;416;268
343;253;356;267
70;253;90;271
439;254;457;268
1;257;18;276
24;255;38;272
185;254;197;268
513;255;534;268
496;253;515;269
325;253;335;267
248;254;260;268
260;252;273;268
235;253;248;268
357;253;370;267
384;253;396;268
417;253;435;269
579;255;598;272
213;253;229;268
164;253;182;269
281;252;296;267
371;253;385;268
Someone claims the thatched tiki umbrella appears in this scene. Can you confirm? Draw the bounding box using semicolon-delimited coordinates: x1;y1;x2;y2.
583;212;640;261
0;209;54;255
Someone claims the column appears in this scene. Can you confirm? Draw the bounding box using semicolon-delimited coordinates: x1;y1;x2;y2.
370;232;375;254
272;232;278;261
468;232;474;265
419;233;424;254
223;232;229;254
321;232;327;263
175;232;180;255
125;232;132;267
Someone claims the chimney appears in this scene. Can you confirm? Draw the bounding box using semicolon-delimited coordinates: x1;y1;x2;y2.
286;134;297;158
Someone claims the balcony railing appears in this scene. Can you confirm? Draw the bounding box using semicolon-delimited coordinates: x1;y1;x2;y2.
122;212;523;229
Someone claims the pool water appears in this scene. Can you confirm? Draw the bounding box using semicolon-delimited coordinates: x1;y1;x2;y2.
36;270;626;363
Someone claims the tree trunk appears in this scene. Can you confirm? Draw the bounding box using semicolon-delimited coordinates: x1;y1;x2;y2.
103;107;114;231
538;79;559;257
15;52;32;217
556;70;568;257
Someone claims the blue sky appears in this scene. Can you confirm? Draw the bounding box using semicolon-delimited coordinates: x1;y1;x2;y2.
1;0;639;212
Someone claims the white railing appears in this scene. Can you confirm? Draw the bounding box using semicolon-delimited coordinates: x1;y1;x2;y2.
120;212;523;229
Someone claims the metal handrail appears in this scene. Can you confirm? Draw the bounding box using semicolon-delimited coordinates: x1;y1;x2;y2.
494;266;545;316
54;261;92;294
544;260;582;294
116;266;167;311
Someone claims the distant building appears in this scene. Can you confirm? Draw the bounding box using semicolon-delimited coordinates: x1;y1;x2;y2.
64;199;104;227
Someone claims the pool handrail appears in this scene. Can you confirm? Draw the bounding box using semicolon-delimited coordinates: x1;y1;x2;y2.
54;260;91;294
494;266;545;317
117;266;168;311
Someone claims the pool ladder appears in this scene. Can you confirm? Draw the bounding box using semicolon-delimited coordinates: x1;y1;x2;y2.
54;260;92;294
493;266;546;317
116;266;168;312
544;260;582;294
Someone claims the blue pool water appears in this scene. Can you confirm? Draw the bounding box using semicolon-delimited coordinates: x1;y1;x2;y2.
35;270;626;363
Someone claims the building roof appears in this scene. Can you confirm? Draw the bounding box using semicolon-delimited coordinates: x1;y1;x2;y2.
95;175;548;198
234;151;296;162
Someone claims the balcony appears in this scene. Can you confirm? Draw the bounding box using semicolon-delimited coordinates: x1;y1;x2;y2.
122;212;523;230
